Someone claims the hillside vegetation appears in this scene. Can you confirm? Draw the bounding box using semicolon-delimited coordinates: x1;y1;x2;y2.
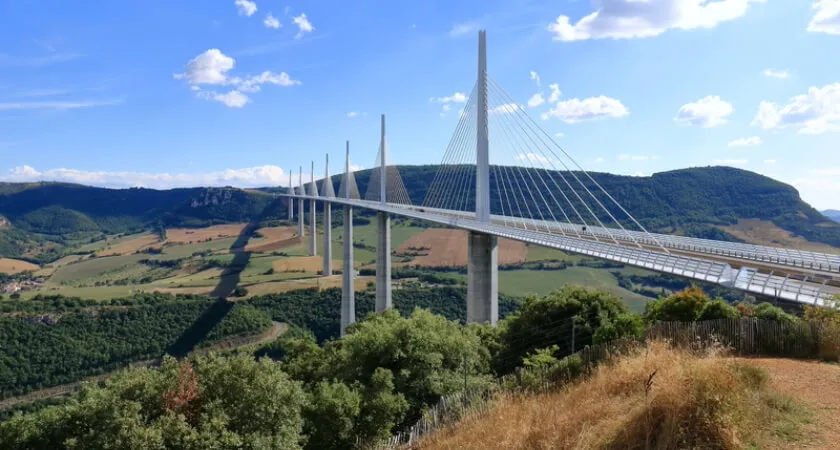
419;342;812;450
2;166;839;264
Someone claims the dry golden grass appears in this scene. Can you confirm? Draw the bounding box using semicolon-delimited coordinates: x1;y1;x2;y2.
396;229;527;267
243;226;299;253
96;234;162;256
719;219;840;254
0;258;39;274
239;275;374;296
272;256;340;273
165;224;248;244
421;342;811;450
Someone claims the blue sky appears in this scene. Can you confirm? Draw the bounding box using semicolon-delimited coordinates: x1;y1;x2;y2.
1;0;839;209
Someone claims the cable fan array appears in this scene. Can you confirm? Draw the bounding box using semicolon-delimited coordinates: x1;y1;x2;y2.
363;139;413;205
421;76;668;253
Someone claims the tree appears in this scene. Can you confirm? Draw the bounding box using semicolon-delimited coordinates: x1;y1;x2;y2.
698;299;740;321
495;285;629;374
644;286;710;322
0;353;306;449
593;313;645;344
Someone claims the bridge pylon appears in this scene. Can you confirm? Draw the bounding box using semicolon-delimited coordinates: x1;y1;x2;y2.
308;161;318;257
376;114;392;312
297;166;304;238
322;154;333;276
341;141;356;335
467;29;499;325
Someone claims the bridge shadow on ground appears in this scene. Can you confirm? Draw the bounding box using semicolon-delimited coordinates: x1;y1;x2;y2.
166;197;285;358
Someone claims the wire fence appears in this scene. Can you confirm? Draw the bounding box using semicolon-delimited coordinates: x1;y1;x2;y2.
374;317;840;449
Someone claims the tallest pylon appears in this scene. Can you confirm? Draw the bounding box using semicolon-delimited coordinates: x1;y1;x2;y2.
475;30;490;224
467;30;498;326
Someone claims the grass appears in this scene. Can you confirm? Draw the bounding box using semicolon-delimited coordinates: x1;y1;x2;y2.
498;267;652;313
420;342;811;450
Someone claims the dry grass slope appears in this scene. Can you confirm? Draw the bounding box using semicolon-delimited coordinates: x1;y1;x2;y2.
421;342;816;450
719;219;840;254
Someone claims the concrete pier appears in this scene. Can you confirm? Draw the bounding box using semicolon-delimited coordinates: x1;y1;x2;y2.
467;231;498;325
309;161;317;257
375;211;392;312
341;205;354;335
323;202;332;276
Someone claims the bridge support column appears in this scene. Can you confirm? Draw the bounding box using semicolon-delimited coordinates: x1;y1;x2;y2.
322;202;332;276
341;206;355;335
467;231;498;325
376;211;392;312
297;199;304;238
309;200;317;256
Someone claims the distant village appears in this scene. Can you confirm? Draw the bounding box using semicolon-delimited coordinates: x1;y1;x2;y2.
0;276;44;294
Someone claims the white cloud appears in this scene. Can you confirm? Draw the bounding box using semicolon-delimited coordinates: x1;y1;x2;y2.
594;157;605;163
174;49;234;85
541;96;629;123
0;99;123;111
450;22;478;37
264;14;281;29
763;69;790;79
548;84;562;103
807;0;840;35
547;0;764;41
198;90;250;108
292;13;314;39
530;71;541;87
750;83;840;134
764;159;777;164
555;132;565;138
674;95;733;127
516;153;552;164
431;92;467;103
727;136;762;147
527;93;545;108
174;49;300;107
489;103;522;114
234;0;257;17
347;111;359;117
632;171;647;177
349;164;365;172
1;164;294;189
712;158;748;165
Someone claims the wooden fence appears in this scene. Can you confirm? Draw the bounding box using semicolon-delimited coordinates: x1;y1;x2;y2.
374;317;840;449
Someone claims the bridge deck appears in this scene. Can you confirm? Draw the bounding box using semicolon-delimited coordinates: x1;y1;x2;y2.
283;194;838;306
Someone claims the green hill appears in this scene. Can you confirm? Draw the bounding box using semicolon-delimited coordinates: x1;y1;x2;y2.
1;166;838;264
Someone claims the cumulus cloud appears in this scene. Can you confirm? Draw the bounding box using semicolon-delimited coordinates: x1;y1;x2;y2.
530;71;541;87
0;164;296;190
674;95;733;127
750;82;840;134
527;93;545;108
347;111;359;117
763;69;790;79
555;132;565;138
431;92;467;103
548;84;562;103
292;13;314;39
594;157;605;163
234;0;257;17
807;0;840;35
541;95;629;123
489;103;522;114
264;13;281;29
173;49;300;107
764;159;777;164
727;136;762;147
547;0;764;41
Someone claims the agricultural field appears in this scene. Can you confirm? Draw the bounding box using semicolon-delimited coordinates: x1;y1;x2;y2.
3;219;667;312
396;229;527;267
0;258;39;274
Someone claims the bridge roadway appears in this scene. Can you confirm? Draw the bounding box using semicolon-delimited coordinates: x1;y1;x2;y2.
284;194;839;306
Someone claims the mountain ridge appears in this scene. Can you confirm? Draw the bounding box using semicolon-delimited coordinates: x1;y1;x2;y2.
823;209;840;222
1;166;838;264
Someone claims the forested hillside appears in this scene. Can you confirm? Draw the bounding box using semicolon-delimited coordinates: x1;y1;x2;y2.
2;166;838;264
824;209;840;222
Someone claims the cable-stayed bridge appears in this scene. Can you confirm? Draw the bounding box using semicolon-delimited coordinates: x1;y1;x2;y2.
283;31;839;334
